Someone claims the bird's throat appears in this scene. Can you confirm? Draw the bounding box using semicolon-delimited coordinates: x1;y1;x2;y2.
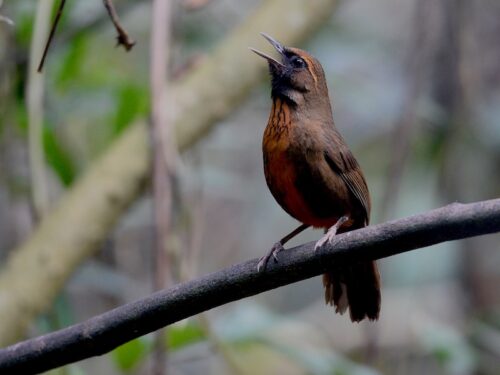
267;97;293;136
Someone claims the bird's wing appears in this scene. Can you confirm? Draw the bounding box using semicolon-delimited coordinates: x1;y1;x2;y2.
323;146;371;225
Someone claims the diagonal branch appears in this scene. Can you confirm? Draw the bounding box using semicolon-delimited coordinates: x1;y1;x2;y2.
37;0;66;73
1;199;499;374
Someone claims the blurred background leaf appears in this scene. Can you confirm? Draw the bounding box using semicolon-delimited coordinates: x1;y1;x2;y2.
43;124;76;186
166;320;207;350
112;338;149;372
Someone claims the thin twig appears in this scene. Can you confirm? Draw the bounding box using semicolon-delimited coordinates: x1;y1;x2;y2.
0;199;499;373
37;0;135;71
14;1;143;67
102;0;136;51
37;0;66;73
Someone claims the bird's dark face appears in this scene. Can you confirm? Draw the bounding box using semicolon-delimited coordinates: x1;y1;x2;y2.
251;33;327;107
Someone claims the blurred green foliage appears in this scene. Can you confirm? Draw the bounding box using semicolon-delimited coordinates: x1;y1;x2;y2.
112;338;149;372
110;320;207;373
111;83;149;136
43;125;76;186
56;35;88;86
166;321;206;350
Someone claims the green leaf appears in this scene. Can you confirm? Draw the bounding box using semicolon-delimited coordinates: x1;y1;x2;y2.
166;321;206;350
112;84;149;135
14;11;35;46
56;35;88;86
432;345;452;366
43;126;76;186
111;338;148;372
15;100;28;133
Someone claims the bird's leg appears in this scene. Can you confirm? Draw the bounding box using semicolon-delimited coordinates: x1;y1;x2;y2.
257;224;310;271
315;216;349;251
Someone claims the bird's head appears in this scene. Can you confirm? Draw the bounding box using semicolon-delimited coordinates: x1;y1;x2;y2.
250;33;329;108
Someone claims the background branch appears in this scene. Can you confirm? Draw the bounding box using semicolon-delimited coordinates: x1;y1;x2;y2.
1;199;499;374
150;0;174;373
28;0;54;218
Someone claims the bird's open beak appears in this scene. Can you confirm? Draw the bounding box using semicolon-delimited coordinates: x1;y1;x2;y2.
249;32;286;68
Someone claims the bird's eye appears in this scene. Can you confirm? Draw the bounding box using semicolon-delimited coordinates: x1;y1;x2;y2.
290;56;306;69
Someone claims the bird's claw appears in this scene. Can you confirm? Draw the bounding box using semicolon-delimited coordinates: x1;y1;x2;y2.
257;242;284;271
315;232;341;251
314;216;349;251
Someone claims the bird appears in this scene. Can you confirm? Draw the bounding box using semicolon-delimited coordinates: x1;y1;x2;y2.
250;33;381;322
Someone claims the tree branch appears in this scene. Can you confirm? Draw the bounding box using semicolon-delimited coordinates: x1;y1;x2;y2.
1;199;499;374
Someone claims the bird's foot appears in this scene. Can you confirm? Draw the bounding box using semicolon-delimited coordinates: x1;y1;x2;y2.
315;216;349;251
257;242;284;271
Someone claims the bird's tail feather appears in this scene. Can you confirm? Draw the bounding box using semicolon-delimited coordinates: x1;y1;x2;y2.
323;260;381;322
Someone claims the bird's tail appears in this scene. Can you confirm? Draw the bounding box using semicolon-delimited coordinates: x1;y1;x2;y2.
323;260;381;322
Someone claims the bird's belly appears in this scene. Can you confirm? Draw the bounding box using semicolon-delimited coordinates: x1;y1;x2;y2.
264;151;340;228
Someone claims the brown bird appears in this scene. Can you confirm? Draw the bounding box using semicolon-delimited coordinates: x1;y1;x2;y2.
251;33;381;322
